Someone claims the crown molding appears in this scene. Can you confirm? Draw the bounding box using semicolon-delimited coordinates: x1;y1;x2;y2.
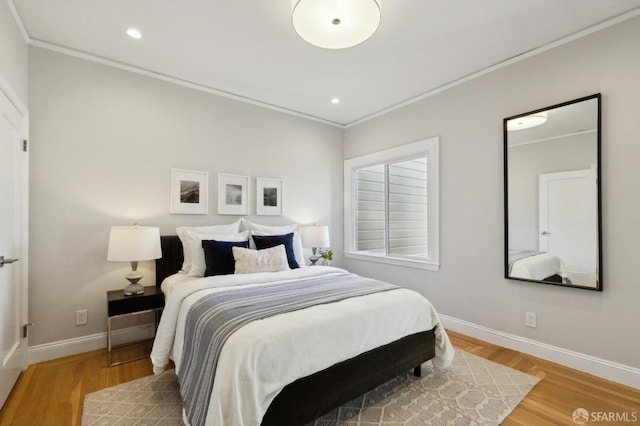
29;39;345;129
345;7;640;128
7;0;30;43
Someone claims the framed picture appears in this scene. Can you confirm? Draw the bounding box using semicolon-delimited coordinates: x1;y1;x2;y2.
256;177;283;216
218;174;249;215
170;168;208;214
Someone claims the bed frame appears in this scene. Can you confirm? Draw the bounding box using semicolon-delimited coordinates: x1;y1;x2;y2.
156;235;437;426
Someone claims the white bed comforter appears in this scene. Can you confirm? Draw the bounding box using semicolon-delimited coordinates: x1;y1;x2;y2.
151;266;454;426
511;252;571;281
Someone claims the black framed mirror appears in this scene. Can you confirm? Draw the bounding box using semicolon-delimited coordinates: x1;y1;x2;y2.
504;94;602;291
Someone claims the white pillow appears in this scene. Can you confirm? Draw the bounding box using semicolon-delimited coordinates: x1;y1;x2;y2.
232;245;290;274
176;220;241;272
186;230;249;277
241;219;306;267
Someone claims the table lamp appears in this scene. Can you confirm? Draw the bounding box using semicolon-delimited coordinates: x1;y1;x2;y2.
107;225;162;295
301;225;330;265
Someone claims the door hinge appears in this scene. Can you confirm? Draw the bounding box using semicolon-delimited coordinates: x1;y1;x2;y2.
23;323;35;338
23;139;27;152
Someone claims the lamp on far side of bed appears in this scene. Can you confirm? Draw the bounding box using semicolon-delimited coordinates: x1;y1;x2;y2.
107;225;162;296
301;225;330;265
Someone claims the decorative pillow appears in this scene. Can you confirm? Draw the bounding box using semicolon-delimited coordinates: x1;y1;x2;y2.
176;220;241;272
252;233;299;269
202;240;249;276
233;245;290;274
241;219;306;267
186;230;249;277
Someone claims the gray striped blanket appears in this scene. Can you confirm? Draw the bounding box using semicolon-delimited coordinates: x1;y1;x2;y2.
178;273;398;426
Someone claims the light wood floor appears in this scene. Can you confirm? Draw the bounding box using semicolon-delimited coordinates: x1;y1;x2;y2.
1;331;638;425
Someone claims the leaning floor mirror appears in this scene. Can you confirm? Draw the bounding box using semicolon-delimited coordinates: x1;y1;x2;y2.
504;94;602;291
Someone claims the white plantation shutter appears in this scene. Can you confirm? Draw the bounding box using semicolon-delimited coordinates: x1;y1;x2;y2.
389;158;427;258
356;164;385;254
355;158;427;259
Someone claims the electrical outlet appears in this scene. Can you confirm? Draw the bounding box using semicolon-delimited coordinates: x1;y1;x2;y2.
76;309;88;325
525;311;537;328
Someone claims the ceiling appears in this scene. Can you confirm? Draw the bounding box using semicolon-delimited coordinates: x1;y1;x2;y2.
11;0;640;127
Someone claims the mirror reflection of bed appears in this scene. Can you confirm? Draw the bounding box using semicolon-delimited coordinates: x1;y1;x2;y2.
504;94;601;290
508;249;571;284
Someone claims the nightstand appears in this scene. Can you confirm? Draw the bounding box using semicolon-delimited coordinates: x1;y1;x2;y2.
107;286;164;366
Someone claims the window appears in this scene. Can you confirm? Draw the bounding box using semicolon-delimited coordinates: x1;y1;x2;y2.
344;137;439;270
355;158;428;258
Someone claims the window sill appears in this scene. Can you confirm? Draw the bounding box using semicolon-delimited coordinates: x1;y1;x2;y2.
344;252;440;271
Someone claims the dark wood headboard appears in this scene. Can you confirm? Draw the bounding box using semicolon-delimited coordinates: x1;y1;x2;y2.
156;235;183;287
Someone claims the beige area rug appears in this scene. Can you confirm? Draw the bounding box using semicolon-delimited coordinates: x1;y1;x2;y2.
82;350;539;426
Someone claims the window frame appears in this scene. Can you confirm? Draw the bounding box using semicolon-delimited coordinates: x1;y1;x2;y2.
344;137;440;271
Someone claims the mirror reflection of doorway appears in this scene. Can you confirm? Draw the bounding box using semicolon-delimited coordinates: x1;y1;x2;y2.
539;169;598;287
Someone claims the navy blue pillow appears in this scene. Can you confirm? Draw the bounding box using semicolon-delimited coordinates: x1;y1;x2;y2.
202;239;249;276
252;233;300;269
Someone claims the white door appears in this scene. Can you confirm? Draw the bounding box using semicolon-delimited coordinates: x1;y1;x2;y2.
539;169;598;287
0;89;28;409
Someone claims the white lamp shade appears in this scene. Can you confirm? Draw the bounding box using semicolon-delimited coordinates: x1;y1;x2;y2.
301;225;330;248
291;0;381;49
107;226;162;261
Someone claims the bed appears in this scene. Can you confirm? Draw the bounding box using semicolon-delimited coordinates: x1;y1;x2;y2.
152;235;454;426
508;249;572;283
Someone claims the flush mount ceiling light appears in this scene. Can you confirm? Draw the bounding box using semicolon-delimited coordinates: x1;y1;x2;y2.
126;28;142;39
291;0;381;49
507;111;548;131
331;97;341;104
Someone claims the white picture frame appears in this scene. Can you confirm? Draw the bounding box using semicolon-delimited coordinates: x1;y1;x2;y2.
256;177;283;216
170;168;208;214
218;173;249;215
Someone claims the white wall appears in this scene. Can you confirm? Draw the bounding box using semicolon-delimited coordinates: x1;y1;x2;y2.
28;47;343;347
344;16;640;370
0;0;28;106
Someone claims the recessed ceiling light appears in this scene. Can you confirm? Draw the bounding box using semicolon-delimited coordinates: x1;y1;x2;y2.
331;98;340;105
126;28;142;39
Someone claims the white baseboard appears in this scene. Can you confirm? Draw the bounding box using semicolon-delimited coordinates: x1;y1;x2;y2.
28;324;155;365
440;314;640;389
